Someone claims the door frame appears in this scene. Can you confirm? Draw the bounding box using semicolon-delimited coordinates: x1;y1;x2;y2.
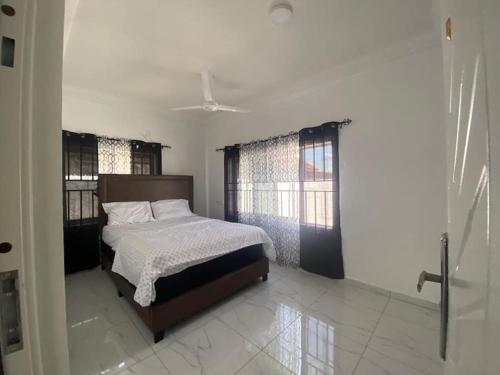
481;0;500;371
1;0;69;373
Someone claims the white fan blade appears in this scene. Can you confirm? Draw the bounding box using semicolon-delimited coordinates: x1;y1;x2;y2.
170;105;204;111
201;70;214;102
216;105;250;113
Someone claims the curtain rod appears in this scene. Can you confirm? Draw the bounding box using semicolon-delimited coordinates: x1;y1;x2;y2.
215;118;352;152
97;135;172;149
63;130;172;149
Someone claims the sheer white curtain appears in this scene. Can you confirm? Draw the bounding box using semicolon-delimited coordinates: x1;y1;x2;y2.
98;138;132;174
238;134;300;267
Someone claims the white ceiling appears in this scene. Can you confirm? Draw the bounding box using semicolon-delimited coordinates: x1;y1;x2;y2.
63;0;435;110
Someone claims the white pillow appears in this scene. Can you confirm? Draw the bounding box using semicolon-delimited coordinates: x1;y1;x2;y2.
151;199;193;220
102;201;154;226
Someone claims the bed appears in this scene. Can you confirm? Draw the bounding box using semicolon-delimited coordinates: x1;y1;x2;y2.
98;174;272;343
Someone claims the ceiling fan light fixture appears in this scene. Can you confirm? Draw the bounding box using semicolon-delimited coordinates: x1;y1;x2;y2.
269;2;293;26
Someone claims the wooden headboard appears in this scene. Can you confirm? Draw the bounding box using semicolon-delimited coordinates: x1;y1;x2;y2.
98;174;194;227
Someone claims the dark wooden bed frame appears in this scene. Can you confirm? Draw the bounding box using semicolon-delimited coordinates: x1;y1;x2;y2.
98;174;269;343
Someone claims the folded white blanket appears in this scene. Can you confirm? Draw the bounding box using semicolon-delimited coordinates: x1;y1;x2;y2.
104;215;275;306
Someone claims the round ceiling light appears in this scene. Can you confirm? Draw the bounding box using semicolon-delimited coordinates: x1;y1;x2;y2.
269;2;293;25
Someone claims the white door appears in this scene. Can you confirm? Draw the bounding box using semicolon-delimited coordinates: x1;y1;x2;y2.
1;0;69;374
0;0;34;373
437;0;500;374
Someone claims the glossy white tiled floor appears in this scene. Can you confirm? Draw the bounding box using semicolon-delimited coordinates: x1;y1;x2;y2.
66;263;444;375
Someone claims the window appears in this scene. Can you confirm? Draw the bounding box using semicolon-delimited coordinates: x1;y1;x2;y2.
131;140;162;175
62;131;163;273
224;121;344;278
98;138;132;174
62;131;100;273
300;140;335;230
236;134;301;267
238;135;300;220
63;131;99;225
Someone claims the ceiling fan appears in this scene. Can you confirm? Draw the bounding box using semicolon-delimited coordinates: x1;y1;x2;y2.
170;70;250;113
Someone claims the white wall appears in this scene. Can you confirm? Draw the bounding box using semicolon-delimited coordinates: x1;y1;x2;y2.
205;47;446;302
62;87;207;215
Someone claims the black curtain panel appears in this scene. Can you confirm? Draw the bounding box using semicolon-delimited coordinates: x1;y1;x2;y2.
299;123;344;278
131;140;162;175
62;132;164;274
62;131;100;274
224;145;240;222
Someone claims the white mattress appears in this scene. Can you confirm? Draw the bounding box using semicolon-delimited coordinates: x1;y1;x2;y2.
102;215;275;306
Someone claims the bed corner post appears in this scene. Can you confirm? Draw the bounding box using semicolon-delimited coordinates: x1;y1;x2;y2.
154;330;165;343
97;175;106;271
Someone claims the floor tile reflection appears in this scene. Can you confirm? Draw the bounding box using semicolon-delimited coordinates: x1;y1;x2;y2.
265;314;361;375
367;314;442;375
156;318;259;375
117;355;170;375
219;292;302;348
237;352;294;375
66;263;442;375
69;321;153;375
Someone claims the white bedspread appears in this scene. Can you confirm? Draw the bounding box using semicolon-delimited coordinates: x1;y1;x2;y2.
103;216;275;306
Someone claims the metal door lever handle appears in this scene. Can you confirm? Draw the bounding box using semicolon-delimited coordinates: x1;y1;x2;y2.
417;233;448;360
417;271;442;292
